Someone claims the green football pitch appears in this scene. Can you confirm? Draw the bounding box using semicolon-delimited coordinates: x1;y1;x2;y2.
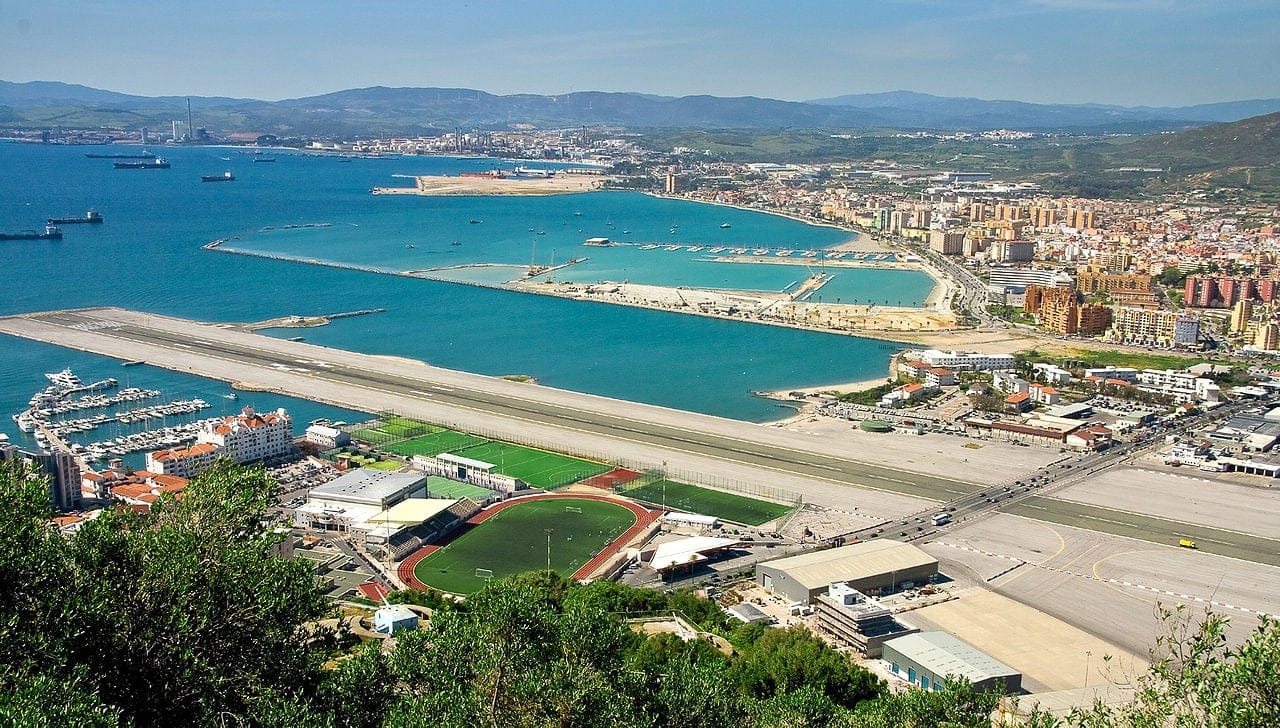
450;442;611;489
423;476;492;501
414;498;637;595
622;480;793;526
384;430;489;457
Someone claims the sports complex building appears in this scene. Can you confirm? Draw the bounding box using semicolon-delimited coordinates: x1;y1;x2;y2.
294;468;482;560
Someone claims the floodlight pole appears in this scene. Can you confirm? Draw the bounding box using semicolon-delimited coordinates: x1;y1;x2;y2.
662;461;668;512
545;528;554;571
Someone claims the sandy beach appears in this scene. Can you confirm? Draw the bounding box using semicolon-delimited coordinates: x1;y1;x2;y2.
507;279;959;335
374;173;607;196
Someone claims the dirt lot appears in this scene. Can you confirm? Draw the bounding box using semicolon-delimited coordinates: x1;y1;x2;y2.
775;415;1064;486
903;587;1147;694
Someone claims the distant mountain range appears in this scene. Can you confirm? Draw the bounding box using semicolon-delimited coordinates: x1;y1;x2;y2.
3;80;1280;136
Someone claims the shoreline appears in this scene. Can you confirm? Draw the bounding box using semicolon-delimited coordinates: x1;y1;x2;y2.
373;173;607;196
645;192;893;252
204;241;971;344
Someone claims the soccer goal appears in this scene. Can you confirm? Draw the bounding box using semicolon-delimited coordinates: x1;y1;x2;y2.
565;505;583;513
474;568;494;580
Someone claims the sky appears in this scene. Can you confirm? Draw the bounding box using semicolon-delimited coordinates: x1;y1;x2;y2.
1;0;1277;107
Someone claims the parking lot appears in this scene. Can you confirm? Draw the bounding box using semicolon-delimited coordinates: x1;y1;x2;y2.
268;456;341;503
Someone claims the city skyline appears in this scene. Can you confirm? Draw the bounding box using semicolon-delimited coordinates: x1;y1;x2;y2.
1;0;1277;108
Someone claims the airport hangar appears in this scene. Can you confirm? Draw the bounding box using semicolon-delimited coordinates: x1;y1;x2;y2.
756;540;939;604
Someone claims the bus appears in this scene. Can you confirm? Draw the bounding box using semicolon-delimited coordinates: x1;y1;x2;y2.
930;513;952;527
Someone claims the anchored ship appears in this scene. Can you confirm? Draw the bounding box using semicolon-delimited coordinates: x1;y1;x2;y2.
114;157;170;169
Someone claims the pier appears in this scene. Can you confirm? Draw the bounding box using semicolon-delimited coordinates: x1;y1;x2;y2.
243;308;387;331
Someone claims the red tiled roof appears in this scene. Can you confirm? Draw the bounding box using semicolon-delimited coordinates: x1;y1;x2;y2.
1006;392;1031;403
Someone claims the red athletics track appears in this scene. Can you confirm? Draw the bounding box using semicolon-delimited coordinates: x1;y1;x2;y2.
396;492;659;591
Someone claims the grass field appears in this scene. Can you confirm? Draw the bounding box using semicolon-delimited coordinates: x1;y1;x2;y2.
424;476;493;501
451;442;610;489
384;430;489;457
622;480;793;526
414;498;636;595
351;417;438;446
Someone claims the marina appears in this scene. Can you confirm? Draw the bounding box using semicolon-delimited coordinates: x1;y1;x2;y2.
10;367;215;463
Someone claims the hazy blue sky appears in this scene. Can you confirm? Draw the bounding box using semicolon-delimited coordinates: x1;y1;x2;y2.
2;0;1276;106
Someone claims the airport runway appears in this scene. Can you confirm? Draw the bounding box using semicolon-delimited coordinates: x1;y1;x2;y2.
0;308;975;504
6;307;1280;566
1006;497;1280;568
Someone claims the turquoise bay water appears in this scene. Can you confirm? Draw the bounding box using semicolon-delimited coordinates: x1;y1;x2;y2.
230;189;934;306
0;142;911;432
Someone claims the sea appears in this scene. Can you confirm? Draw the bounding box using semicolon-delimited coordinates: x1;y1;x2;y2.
0;142;931;464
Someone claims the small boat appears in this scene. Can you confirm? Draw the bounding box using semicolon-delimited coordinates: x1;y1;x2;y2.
574;212;583;217
451;241;462;246
122;360;145;367
469;219;482;224
405;243;415;249
253;157;277;163
223;393;238;401
201;171;235;182
721;223;731;229
623;230;631;234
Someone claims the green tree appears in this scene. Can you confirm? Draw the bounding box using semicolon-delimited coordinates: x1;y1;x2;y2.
0;459;335;727
845;677;1004;728
732;627;883;710
1070;606;1280;727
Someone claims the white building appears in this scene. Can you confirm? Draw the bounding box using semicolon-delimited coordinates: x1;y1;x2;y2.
305;424;350;450
1135;369;1221;404
145;442;220;478
1031;363;1073;385
197;406;294;464
991;371;1029;394
901;350;1016;372
1084;366;1138;383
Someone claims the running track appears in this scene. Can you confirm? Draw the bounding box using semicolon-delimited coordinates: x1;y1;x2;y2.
397;493;659;591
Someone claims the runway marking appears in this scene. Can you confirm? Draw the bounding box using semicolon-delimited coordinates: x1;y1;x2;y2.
936;540;1272;620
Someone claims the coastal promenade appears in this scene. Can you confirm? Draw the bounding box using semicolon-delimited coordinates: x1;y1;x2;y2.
0;308;967;516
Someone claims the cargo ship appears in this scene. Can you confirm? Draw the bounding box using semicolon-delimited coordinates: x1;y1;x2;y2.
114;157;170;169
201;171;235;182
0;224;62;241
47;210;103;225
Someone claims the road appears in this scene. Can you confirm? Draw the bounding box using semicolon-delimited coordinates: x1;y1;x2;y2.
856;398;1280;566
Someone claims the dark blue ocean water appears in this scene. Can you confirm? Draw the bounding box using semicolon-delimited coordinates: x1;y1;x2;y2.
0;142;912;436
